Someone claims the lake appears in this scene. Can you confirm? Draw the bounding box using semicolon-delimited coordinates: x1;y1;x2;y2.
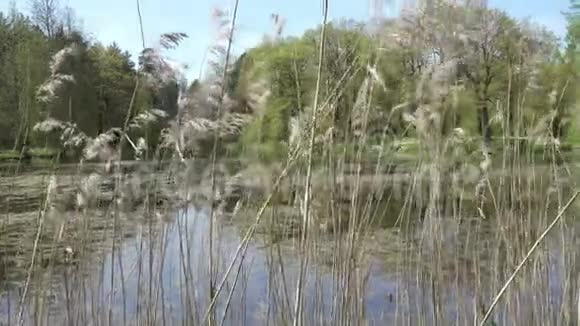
1;158;579;325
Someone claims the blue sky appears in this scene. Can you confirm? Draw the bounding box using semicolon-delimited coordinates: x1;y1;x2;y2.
1;0;570;80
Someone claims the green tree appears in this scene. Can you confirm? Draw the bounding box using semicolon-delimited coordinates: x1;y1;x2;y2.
88;43;136;133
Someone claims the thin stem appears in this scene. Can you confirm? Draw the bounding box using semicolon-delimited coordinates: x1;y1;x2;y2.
479;191;580;326
292;0;329;325
16;177;53;326
207;1;241;325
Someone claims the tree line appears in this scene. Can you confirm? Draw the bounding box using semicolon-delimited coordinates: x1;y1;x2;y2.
213;1;580;163
0;1;178;159
1;0;580;163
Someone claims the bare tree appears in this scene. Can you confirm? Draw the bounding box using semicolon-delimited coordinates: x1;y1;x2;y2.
29;0;60;38
61;5;78;35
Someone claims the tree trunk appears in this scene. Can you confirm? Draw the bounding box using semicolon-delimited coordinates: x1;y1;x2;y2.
478;99;492;153
97;106;104;135
551;111;563;140
13;111;25;151
68;96;73;122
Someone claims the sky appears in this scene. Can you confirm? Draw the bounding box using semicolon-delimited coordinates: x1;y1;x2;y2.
1;0;571;80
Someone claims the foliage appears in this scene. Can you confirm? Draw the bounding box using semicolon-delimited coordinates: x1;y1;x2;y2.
0;4;180;160
228;3;577;161
0;1;577;163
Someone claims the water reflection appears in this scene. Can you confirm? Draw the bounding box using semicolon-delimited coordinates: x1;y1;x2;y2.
1;161;579;325
0;205;402;325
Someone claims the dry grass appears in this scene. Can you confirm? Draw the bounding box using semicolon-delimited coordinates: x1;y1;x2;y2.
1;1;580;326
